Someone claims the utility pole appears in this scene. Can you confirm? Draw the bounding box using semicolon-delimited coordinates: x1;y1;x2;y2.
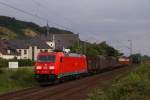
128;40;132;56
106;39;133;57
84;40;88;55
52;34;55;49
78;33;80;48
46;21;49;36
77;33;80;53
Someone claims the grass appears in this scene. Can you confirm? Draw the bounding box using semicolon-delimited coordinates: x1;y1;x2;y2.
89;61;150;100
0;67;38;94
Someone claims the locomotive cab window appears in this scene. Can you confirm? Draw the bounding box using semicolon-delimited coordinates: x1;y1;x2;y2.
38;55;56;62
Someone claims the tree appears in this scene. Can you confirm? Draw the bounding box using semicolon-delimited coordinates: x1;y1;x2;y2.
69;42;82;53
130;54;141;64
69;41;122;57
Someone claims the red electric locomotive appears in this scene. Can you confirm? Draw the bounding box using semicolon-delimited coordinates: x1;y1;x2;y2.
118;57;131;66
35;52;87;82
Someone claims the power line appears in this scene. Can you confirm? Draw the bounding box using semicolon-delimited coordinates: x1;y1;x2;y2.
31;0;78;28
0;1;73;31
107;39;133;55
0;1;45;21
32;0;43;7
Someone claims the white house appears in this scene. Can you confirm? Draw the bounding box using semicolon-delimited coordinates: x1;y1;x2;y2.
0;39;53;61
0;33;79;60
35;34;79;50
0;41;19;60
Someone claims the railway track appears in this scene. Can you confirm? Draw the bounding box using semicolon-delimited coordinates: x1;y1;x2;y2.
0;65;136;100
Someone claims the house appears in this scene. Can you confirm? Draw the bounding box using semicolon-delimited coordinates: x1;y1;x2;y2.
0;41;19;59
0;38;53;60
0;33;79;60
54;34;79;50
36;33;79;50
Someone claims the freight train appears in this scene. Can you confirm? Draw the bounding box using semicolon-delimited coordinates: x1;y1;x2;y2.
34;52;130;83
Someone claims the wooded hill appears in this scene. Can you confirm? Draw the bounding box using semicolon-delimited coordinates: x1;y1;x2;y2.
0;16;73;40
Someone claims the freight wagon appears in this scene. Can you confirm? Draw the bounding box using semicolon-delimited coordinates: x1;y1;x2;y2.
87;56;118;74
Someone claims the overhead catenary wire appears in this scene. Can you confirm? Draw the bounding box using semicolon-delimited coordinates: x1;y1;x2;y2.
0;1;73;31
32;0;44;7
31;0;78;28
0;1;46;21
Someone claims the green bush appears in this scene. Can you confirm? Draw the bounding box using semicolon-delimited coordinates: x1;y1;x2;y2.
0;58;34;68
0;69;3;74
0;68;37;94
17;59;35;67
0;59;8;68
10;68;36;87
130;54;141;64
89;61;150;100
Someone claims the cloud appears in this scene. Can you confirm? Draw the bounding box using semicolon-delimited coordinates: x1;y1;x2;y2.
0;0;150;55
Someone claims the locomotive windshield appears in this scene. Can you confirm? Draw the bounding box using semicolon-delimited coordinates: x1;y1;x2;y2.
38;55;56;62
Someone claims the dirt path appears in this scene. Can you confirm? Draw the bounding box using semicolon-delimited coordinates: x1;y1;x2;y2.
0;66;136;100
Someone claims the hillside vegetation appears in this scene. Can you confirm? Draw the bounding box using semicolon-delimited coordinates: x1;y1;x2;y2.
0;26;17;39
89;62;150;100
70;41;122;57
0;67;37;94
0;16;74;40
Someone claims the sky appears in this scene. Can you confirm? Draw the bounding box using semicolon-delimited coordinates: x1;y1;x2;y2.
0;0;150;56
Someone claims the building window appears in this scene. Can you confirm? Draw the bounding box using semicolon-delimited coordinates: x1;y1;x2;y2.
24;50;27;54
40;50;43;52
45;50;48;52
19;50;21;54
57;40;60;43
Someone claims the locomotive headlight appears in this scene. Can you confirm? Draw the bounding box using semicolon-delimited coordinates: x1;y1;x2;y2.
49;66;55;70
36;66;42;70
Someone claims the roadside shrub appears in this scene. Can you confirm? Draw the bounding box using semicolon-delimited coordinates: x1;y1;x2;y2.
89;61;150;100
10;68;37;87
17;59;34;67
0;58;34;68
0;69;3;74
0;58;8;68
0;68;38;94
